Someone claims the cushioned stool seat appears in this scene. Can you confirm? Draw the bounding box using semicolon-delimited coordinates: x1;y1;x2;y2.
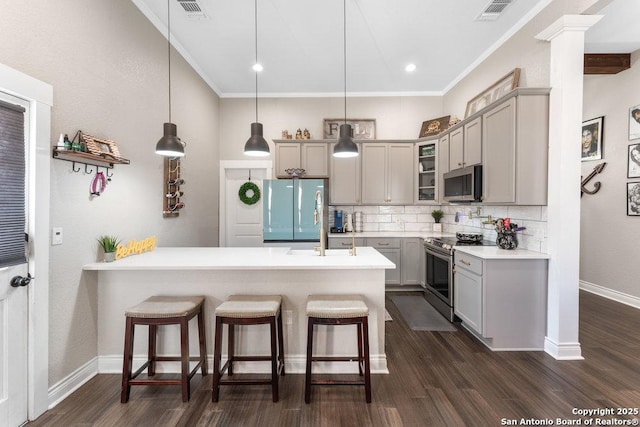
305;294;371;403
212;295;285;402
121;295;207;403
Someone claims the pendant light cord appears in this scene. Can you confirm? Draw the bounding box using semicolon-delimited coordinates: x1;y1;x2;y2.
167;0;172;124
343;0;347;124
255;0;259;123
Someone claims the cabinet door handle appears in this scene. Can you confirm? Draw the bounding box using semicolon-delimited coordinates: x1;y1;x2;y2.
341;242;351;246
378;242;390;246
458;162;462;166
458;259;471;266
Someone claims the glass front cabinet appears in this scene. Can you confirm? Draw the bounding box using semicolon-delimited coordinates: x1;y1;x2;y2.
415;137;438;204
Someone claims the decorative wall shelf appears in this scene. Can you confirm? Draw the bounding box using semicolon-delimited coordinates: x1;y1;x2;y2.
52;147;130;171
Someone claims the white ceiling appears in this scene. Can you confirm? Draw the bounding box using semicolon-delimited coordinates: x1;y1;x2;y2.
132;0;640;98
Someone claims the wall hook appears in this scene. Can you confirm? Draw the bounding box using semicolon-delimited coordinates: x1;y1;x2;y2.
72;162;81;173
105;168;114;180
84;164;94;174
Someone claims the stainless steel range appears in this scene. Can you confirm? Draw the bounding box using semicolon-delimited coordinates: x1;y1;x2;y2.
423;236;495;322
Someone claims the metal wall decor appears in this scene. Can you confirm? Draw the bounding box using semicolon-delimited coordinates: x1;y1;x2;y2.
163;156;184;216
581;162;606;197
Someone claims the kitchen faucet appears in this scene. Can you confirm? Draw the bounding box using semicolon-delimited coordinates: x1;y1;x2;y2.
313;190;326;256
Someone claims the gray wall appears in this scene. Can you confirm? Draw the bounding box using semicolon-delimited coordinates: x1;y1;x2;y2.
581;51;640;298
0;0;220;385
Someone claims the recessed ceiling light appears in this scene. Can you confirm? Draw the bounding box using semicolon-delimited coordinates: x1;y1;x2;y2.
405;63;416;73
252;63;263;72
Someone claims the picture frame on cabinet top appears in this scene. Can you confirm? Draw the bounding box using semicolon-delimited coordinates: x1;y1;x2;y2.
464;68;521;118
419;115;450;138
323;118;376;140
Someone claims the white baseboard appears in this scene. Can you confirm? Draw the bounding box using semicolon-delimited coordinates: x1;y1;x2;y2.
543;337;583;360
48;357;98;409
580;280;640;309
98;354;389;375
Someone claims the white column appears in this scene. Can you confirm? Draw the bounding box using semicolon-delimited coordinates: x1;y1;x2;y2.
535;15;602;360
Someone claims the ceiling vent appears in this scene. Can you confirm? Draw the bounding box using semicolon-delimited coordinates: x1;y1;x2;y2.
476;0;515;21
177;0;208;20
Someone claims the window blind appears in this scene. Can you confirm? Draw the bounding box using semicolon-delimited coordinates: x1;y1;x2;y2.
0;99;27;267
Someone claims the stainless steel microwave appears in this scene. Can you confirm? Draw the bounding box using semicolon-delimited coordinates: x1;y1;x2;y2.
443;165;483;202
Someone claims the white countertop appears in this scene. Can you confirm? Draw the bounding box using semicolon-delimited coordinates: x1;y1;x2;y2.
454;246;550;259
329;231;455;239
83;246;396;271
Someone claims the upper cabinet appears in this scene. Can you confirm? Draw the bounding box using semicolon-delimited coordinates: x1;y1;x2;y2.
449;117;482;170
329;142;362;205
273;140;329;178
361;142;414;205
415;138;438;204
481;90;549;205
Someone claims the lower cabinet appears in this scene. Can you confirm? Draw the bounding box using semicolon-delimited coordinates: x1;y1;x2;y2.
401;238;422;286
327;237;366;249
366;238;401;286
453;251;548;350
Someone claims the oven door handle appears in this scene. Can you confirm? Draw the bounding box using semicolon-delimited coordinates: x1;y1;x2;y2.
425;247;451;262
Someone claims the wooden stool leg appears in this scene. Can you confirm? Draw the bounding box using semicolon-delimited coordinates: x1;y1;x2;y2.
121;318;135;403
277;309;285;376
357;321;364;376
362;317;371;403
270;316;279;402
304;317;314;404
148;324;157;376
227;322;235;376
197;306;208;376
180;318;190;402
212;316;223;402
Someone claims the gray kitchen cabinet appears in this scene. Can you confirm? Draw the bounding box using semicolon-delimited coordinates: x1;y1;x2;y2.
273;140;329;178
415;139;438;204
481;89;549;205
453;251;548;350
401;238;422;286
329;142;362;205
361;143;414;205
366;238;401;285
328;236;365;249
449;117;482;170
438;134;449;204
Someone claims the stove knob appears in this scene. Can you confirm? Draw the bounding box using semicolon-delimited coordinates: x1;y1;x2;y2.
443;243;452;250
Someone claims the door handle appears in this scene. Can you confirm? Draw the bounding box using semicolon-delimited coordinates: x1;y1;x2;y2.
10;273;33;288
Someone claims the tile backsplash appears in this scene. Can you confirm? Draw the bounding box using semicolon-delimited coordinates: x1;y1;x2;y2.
328;204;547;253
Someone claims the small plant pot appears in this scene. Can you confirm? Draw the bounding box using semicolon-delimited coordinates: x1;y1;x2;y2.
432;223;443;232
496;231;518;250
104;252;116;262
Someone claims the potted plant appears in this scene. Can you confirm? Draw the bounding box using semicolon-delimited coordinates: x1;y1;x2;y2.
431;210;444;232
97;235;120;262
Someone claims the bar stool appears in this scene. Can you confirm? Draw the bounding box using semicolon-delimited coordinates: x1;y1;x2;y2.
304;294;371;403
212;295;285;402
121;295;207;403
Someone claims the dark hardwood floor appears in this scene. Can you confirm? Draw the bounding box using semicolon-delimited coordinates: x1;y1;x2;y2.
29;291;640;426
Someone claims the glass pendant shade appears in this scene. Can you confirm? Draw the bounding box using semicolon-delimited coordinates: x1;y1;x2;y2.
333;123;358;158
155;122;185;157
244;122;270;157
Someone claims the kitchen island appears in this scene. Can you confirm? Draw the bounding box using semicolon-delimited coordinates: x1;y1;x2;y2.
83;246;395;374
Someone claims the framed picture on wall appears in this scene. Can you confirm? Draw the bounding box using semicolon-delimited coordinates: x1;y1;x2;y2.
627;182;640;216
581;116;603;161
629;104;640;140
628;143;640;178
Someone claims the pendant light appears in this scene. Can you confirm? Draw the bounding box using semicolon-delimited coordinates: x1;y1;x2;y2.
156;0;185;157
333;0;358;158
244;0;270;157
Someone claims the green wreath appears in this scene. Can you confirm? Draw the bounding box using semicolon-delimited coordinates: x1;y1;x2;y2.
238;181;261;205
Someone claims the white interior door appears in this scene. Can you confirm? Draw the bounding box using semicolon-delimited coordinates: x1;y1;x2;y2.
0;264;29;426
223;166;269;247
0;92;30;427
